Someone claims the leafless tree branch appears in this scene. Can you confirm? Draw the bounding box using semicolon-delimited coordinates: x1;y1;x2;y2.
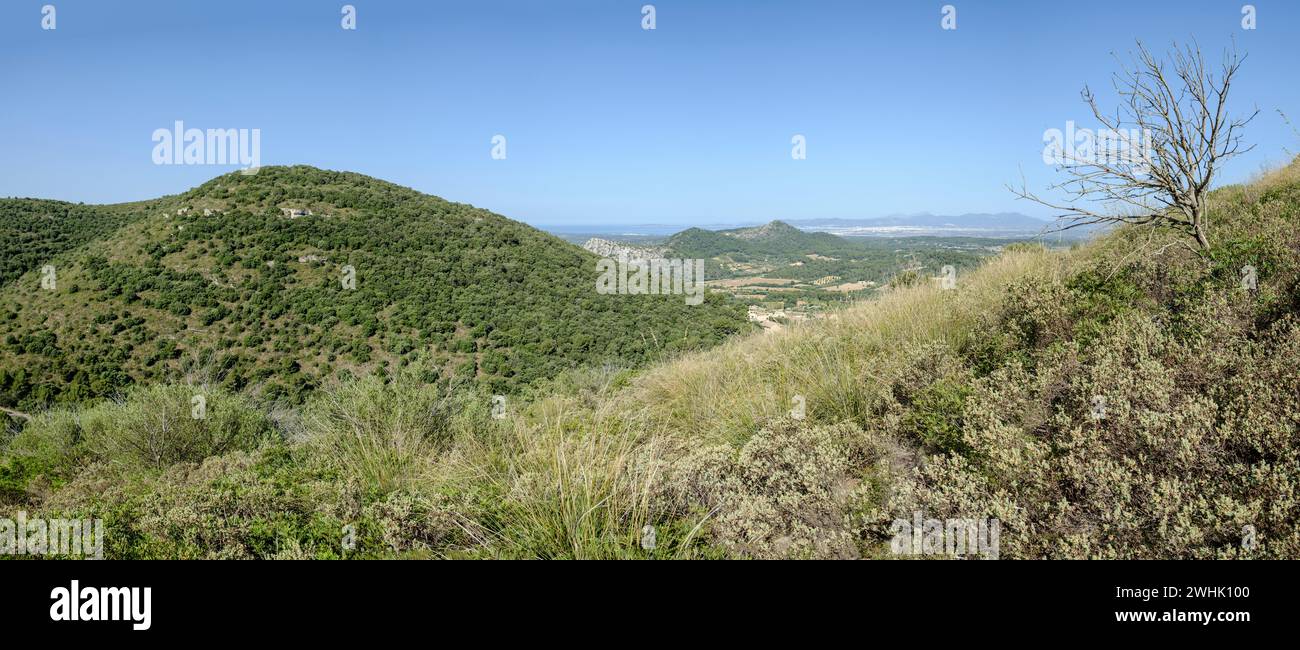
1009;40;1257;255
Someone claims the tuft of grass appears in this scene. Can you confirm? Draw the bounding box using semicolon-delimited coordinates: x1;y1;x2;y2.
300;368;459;495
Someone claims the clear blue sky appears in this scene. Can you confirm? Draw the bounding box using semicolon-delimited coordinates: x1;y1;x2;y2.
1;1;1297;226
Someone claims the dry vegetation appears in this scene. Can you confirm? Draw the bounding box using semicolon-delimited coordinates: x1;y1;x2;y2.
4;159;1300;559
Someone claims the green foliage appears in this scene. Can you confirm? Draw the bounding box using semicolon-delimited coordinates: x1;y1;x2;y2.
900;381;972;455
876;308;1300;558
0;199;143;287
657;418;874;559
0;455;54;505
890;269;923;288
7;384;273;472
37;445;466;559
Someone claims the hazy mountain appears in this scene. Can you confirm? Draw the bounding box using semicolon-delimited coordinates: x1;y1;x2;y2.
787;212;1061;237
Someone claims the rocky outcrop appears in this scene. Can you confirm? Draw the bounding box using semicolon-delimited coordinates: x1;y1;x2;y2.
581;237;667;259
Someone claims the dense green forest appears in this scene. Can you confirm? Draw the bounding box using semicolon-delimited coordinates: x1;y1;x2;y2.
0;166;749;410
0;199;145;286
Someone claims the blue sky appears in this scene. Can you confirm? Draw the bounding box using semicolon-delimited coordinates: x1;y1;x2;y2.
1;1;1297;226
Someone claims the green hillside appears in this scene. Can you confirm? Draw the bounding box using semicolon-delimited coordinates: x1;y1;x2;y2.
0;199;146;287
6;159;1298;559
0;166;748;409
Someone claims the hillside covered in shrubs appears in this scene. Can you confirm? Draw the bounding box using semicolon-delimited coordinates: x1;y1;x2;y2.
0;167;748;409
3;160;1299;559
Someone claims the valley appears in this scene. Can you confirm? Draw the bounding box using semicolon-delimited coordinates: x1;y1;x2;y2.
573;221;1038;331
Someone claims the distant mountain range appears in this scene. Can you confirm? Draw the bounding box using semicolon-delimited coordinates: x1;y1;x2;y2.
786;213;1059;237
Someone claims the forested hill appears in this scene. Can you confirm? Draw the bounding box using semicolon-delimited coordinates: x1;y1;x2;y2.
0;166;748;409
665;220;869;260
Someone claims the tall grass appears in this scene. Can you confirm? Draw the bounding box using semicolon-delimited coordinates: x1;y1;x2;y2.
617;245;1070;446
424;244;1076;557
302;371;458;494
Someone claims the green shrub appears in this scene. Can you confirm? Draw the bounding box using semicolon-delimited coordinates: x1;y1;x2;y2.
873;313;1300;559
39;445;471;559
6;386;272;474
85;385;273;471
900;381;972;455
3;410;86;485
890;269;923;289
963;277;1069;375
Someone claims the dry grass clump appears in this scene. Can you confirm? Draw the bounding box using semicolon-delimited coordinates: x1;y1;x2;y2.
300;370;458;494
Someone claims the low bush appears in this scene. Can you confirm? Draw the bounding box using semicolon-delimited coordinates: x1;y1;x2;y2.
5;385;272;474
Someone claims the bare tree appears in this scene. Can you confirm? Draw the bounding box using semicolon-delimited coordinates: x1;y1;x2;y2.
1012;41;1257;254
